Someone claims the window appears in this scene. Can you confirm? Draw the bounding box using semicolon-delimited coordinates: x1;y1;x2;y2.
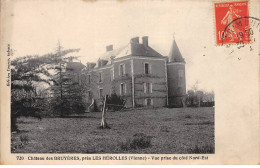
145;98;153;106
99;72;103;82
119;64;125;76
144;63;150;74
178;70;184;79
144;83;152;93
178;70;184;87
110;69;114;81
120;83;126;96
87;74;91;84
99;88;103;98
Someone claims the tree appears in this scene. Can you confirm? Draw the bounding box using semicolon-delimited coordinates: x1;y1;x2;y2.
186;81;215;107
11;42;81;130
100;95;111;129
11;56;51;131
49;41;85;116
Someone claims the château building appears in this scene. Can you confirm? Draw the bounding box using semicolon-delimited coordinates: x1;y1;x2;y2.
81;36;186;109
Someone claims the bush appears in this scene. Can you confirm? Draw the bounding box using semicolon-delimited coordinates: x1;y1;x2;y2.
20;135;29;145
185;115;191;119
188;144;214;154
107;94;125;111
11;117;18;132
120;133;152;151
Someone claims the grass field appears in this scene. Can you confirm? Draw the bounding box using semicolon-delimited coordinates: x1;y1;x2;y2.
11;107;214;154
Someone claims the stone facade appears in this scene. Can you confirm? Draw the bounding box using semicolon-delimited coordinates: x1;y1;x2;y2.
81;36;186;109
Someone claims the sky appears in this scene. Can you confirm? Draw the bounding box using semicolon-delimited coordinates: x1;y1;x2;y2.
8;0;230;91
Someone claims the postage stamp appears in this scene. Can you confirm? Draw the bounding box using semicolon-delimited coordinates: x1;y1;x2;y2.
214;1;250;45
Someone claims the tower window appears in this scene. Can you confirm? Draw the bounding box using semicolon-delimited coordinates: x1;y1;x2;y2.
178;70;184;79
178;70;184;87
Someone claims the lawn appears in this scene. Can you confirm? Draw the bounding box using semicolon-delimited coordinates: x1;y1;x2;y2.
11;107;214;154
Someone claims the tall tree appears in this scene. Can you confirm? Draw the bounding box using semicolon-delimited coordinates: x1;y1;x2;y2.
11;42;81;130
50;41;85;116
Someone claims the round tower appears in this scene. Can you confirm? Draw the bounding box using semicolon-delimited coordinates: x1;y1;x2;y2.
167;38;186;107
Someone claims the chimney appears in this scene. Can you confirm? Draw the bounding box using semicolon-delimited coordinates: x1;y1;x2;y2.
142;36;148;47
130;37;139;43
106;45;113;52
110;56;115;64
98;58;101;67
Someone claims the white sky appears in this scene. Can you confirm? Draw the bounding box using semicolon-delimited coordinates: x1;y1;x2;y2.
9;0;232;91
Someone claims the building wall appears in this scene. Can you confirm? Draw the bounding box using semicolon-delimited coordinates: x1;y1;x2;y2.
82;56;186;109
132;57;167;107
84;65;113;108
112;59;133;107
167;63;186;107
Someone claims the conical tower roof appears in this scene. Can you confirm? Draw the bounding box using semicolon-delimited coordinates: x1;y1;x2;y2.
168;39;185;62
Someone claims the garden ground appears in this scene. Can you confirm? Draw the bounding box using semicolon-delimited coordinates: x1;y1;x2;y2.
11;107;214;154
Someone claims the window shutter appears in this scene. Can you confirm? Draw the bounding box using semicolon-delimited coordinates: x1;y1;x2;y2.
120;84;122;95
144;83;146;93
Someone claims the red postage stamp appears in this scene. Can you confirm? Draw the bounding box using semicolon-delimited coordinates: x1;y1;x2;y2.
214;1;250;45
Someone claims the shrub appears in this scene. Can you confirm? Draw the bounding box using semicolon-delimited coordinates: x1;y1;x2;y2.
185;121;214;125
107;94;125;111
120;133;152;151
185;115;191;119
188;144;214;154
160;126;169;132
20;135;29;145
11;117;18;132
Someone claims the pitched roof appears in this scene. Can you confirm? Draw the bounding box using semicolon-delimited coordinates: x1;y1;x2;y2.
99;40;164;64
168;39;184;62
130;42;163;57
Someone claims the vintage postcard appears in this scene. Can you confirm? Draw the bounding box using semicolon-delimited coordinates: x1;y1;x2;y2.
0;0;259;165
